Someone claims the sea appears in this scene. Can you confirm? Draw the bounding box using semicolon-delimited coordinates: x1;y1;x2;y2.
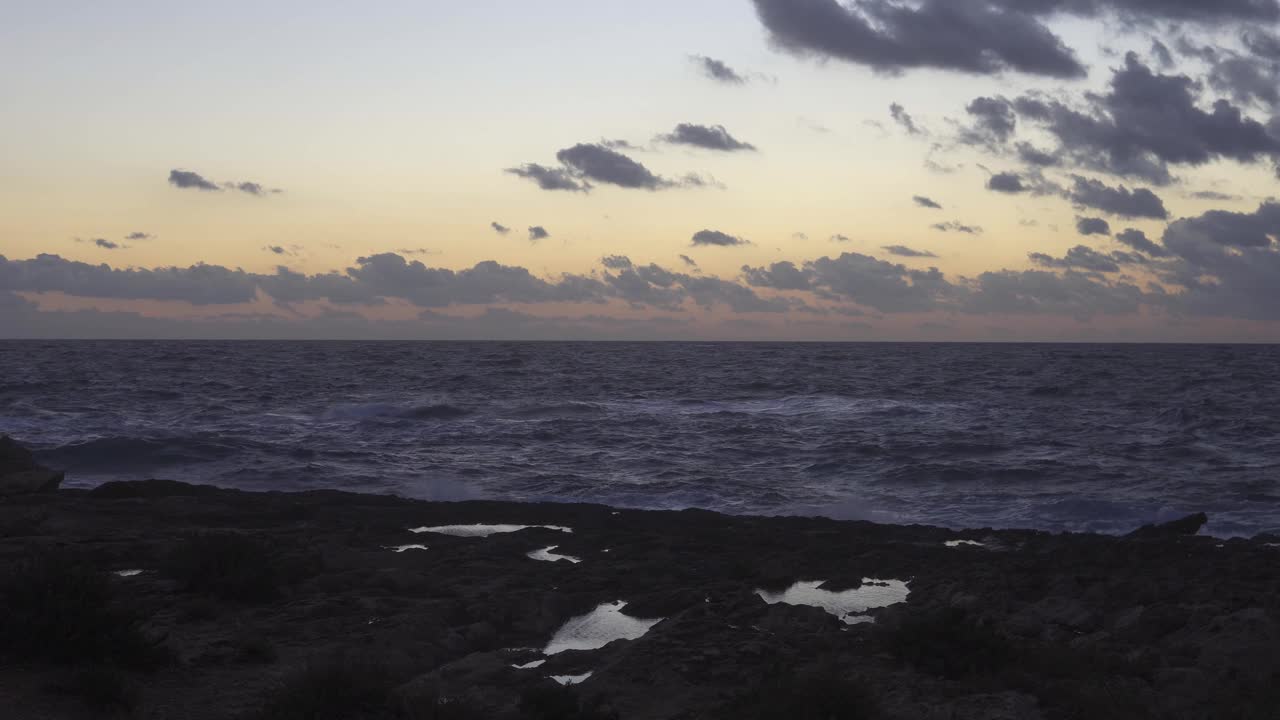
3;341;1278;537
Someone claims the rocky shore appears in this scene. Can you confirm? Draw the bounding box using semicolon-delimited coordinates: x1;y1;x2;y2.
0;437;1277;719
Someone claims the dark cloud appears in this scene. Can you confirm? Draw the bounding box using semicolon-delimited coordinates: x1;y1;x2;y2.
913;195;943;209
226;181;280;196
802;253;956;313
889;103;924;135
750;0;1085;78
1116;228;1170;257
1076;217;1113;236
556;143;670;190
1013;54;1280;185
740;261;813;291
1155;201;1280;320
1029;245;1121;273
1190;190;1241;201
93;239;122;250
932;221;983;234
266;245;288;255
505;163;590;193
1207;54;1280;107
882;245;938;258
830;234;852;243
691;55;747;84
691;229;748;247
599;138;643;151
964;269;1143;319
1151;40;1175;69
1016;142;1059;167
527;226;550;242
659;123;756;152
125;232;154;241
961;96;1016;146
168;169;220;191
1068;176;1168;219
987;172;1027;193
490;222;511;235
679;254;698;268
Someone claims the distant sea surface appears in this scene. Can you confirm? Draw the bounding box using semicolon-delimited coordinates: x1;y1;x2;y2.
3;341;1278;537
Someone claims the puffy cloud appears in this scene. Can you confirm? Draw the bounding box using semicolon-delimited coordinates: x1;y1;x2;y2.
882;245;938;258
658;123;757;152
168;169;220;191
750;0;1085;78
1076;217;1113;236
740;260;813;291
961;96;1016;146
1068;176;1168;219
505;163;590;193
1029;245;1121;272
913;195;943;209
1013;53;1280;184
889;103;924;135
527;226;550;242
555;143;670;190
987;172;1027;193
690;55;747;84
691;229;748;247
1016;143;1060;167
932;221;983;234
964;269;1144;319
93;239;122;250
1157;201;1280;320
1116;228;1170;257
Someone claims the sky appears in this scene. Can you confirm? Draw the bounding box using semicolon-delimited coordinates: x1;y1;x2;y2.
3;0;1280;341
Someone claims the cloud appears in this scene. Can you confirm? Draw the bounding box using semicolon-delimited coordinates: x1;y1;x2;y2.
266;245;288;255
964;269;1143;319
658;123;757;152
691;229;748;247
960;96;1016;146
491;222;511;235
1068;176;1168;219
1157;201;1280;320
505;163;590;192
750;0;1086;78
987;172;1027;193
168;169;220;191
882;245;937;258
932;221;983;234
527;226;550;242
168;170;279;195
1013;53;1280;185
749;252;956;313
690;55;747;84
830;234;852;243
1029;245;1121;273
396;248;438;256
679;254;698;268
1076;217;1113;236
913;195;942;209
1016;143;1060;167
93;239;122;250
889;103;924;135
1116;228;1170;257
124;232;154;241
1190;190;1241;201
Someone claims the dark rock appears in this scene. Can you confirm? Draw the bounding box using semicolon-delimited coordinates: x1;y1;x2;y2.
0;468;63;497
1127;512;1208;539
0;435;38;475
88;479;223;498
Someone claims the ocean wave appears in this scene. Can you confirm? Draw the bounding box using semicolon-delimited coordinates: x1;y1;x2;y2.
39;435;241;471
320;401;470;421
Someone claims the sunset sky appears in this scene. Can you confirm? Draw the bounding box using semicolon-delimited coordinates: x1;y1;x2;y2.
4;1;1280;341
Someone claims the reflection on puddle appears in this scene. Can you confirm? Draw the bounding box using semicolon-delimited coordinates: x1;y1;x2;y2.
512;659;546;669
386;544;429;553
410;524;573;537
551;672;592;686
945;540;985;548
543;601;663;655
114;569;143;577
528;546;582;564
756;579;910;624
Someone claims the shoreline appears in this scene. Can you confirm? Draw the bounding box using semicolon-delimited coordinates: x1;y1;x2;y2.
2;477;1278;719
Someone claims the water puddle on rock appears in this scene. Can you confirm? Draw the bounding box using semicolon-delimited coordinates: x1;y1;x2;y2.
410;524;572;537
543;601;663;655
386;544;429;553
512;660;546;669
756;579;910;625
551;672;592;686
114;569;144;577
945;540;985;548
528;546;582;564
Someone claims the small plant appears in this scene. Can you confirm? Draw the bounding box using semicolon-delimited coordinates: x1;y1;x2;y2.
0;550;164;667
251;654;403;720
713;663;879;720
163;533;283;603
48;665;141;713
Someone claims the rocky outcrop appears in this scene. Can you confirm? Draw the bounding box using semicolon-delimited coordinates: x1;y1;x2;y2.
1126;512;1208;539
0;436;63;497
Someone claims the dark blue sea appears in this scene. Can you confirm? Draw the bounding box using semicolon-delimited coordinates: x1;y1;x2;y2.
3;341;1278;537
